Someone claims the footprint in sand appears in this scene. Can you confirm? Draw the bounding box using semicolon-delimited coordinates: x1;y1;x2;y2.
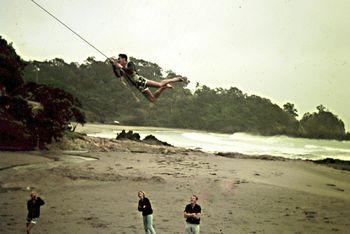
326;183;345;192
323;217;332;224
83;216;110;229
303;210;317;220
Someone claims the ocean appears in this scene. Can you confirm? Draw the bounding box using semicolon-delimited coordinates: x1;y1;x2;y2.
87;126;350;161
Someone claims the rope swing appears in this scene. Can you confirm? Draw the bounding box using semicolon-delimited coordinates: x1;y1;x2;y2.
30;0;141;102
30;0;109;59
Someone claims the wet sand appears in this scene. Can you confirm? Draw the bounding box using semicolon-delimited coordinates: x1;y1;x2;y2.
0;128;350;233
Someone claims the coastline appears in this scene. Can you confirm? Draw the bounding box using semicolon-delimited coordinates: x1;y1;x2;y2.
0;129;350;233
75;123;350;162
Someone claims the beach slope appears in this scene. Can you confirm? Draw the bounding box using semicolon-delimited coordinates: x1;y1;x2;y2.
0;135;349;233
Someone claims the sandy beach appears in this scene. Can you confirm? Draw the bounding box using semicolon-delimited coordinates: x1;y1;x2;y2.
0;126;350;234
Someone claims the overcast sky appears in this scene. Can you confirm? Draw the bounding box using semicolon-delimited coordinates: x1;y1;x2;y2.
1;0;350;130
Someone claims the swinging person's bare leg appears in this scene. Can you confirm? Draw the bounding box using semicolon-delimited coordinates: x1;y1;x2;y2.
159;76;184;86
146;76;186;88
143;89;157;103
142;85;171;103
153;85;170;99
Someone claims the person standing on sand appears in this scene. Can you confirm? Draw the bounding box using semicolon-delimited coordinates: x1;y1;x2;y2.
184;194;201;234
138;191;157;234
26;191;45;234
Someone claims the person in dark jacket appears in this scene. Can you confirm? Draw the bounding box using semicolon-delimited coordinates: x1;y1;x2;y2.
138;191;156;234
184;194;201;234
26;191;45;234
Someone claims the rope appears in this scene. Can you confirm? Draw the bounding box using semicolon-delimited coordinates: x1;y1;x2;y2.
30;0;109;59
30;0;141;102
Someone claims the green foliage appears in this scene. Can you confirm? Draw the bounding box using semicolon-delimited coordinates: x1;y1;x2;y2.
0;36;85;150
283;102;298;117
25;57;304;135
0;37;25;94
300;106;346;140
0;95;35;150
18;42;349;141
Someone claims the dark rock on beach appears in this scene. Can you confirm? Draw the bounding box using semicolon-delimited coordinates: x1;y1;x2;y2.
216;152;287;161
311;158;350;171
116;130;141;141
116;130;172;147
142;135;172;147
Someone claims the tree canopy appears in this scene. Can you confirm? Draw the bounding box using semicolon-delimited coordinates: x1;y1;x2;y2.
300;105;346;140
0;36;85;150
21;53;349;141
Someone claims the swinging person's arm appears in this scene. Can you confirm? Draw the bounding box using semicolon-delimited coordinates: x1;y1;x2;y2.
109;58;123;77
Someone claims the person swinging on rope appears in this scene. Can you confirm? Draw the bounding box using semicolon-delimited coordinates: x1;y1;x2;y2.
29;2;187;103
109;54;188;102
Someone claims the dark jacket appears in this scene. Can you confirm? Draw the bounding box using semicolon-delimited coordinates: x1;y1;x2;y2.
27;197;45;219
184;204;201;224
138;197;153;216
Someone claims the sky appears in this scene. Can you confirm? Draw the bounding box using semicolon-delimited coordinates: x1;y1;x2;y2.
1;0;350;130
